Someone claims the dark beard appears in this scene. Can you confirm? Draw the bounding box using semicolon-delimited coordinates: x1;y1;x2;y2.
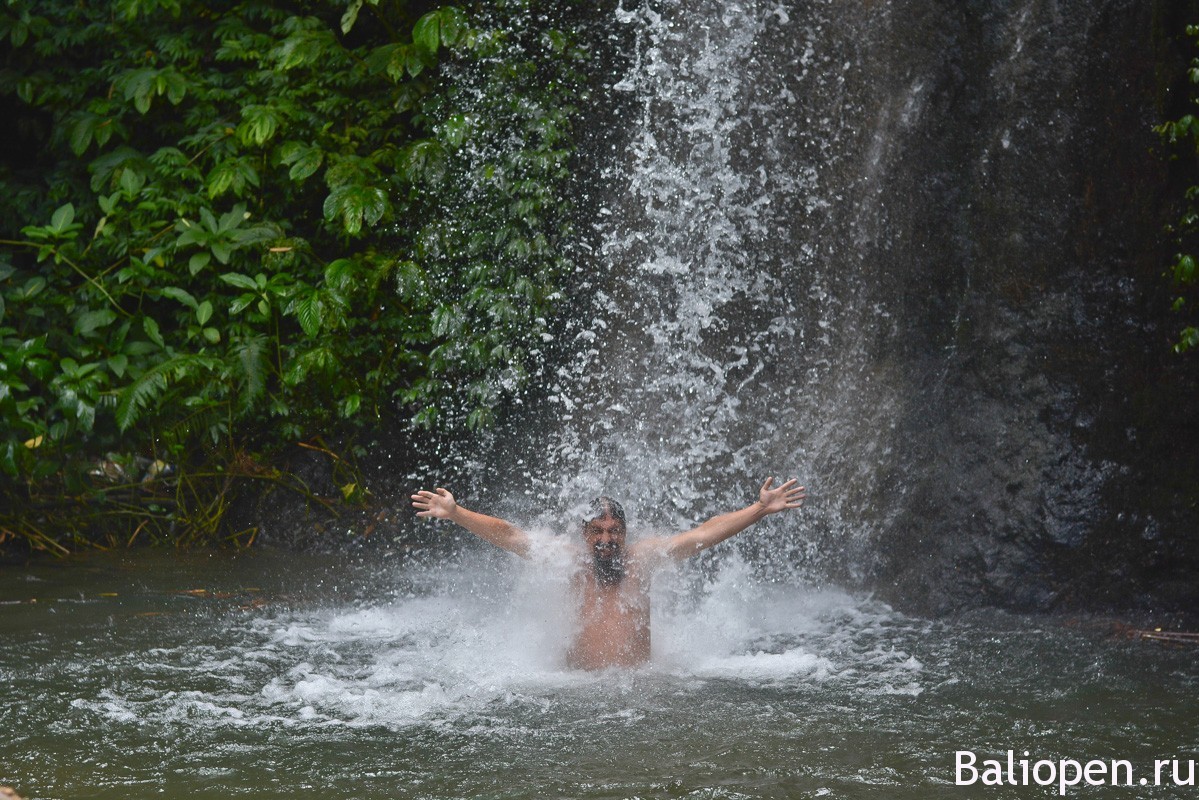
592;551;625;586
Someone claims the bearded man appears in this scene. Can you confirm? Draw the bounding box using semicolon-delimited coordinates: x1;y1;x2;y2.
410;478;806;669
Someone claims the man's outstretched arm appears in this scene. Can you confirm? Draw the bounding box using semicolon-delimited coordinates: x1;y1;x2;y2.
652;477;805;561
410;487;531;558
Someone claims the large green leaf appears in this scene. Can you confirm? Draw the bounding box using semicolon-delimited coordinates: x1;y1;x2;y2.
280;141;325;181
413;11;441;55
75;309;118;335
50;203;75;233
296;292;322;337
219;272;259;291
160;286;198;310
322;184;389;236
413;8;466;56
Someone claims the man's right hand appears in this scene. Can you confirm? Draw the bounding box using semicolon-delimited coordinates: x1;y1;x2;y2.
410;488;530;557
411;487;457;519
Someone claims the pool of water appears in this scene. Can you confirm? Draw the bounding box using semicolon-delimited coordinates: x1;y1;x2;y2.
2;547;1196;799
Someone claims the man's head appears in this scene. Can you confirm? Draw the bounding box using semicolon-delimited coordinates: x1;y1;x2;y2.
583;496;626;586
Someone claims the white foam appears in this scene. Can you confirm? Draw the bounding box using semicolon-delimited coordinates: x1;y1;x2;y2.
66;548;924;732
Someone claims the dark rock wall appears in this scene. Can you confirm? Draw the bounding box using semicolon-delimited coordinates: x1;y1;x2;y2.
847;1;1199;614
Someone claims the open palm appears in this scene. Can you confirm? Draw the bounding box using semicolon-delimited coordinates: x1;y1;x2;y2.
758;477;805;514
411;488;457;518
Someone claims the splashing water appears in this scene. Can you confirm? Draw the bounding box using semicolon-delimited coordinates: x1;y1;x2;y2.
6;550;1199;799
13;548;921;735
427;0;1179;615
458;0;914;591
206;543;922;732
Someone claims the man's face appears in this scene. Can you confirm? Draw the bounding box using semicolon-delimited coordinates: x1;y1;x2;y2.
583;514;626;562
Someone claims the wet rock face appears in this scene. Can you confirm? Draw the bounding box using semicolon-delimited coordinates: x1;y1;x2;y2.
847;0;1199;615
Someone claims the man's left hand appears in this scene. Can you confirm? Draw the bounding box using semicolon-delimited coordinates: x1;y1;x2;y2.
758;476;805;514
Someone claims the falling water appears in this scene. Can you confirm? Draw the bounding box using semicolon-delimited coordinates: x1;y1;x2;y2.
447;0;918;599
453;0;1194;613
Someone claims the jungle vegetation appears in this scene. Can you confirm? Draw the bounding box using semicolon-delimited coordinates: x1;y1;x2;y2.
1159;23;1199;352
0;0;587;553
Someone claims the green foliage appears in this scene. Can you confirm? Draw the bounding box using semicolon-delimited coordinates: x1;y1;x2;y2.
1157;23;1199;353
0;0;587;551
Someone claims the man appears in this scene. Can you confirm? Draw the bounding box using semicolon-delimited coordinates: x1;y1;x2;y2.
409;477;806;670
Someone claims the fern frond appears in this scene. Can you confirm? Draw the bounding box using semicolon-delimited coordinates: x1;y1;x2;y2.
115;354;207;431
234;336;268;410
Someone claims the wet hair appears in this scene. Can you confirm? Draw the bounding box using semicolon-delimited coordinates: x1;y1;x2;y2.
585;496;627;586
584;496;626;531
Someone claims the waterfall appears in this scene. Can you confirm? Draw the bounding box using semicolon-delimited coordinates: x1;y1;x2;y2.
490;0;900;584
404;0;1199;614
